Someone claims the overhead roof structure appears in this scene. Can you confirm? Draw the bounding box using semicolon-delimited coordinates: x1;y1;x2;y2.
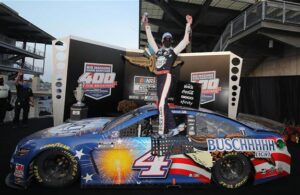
213;0;300;75
0;3;55;44
139;0;255;52
140;0;300;76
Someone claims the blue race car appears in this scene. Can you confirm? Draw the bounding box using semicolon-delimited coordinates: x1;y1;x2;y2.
6;105;291;189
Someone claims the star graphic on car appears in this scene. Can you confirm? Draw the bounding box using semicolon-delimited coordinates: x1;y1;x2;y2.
75;149;85;160
82;173;93;183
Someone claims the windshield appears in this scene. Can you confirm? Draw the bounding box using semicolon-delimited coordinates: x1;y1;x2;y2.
237;113;285;133
102;110;138;132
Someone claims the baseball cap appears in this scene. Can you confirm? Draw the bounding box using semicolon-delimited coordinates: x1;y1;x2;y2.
161;32;173;42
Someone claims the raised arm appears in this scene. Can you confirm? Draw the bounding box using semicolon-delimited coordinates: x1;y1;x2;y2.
173;15;193;55
142;13;159;54
15;70;23;85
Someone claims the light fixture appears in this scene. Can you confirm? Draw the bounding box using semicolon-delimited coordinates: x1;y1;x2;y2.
269;39;274;48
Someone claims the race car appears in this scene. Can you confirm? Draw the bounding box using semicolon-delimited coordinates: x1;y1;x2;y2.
6;105;291;189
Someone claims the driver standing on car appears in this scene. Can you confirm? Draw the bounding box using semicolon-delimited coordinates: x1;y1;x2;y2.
142;13;192;136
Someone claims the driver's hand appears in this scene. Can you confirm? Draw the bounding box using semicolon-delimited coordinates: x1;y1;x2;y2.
186;15;193;25
141;13;149;26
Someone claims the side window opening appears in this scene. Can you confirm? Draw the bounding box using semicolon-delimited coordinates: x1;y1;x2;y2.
119;113;190;138
119;123;139;137
118;112;241;138
119;114;158;138
191;113;241;139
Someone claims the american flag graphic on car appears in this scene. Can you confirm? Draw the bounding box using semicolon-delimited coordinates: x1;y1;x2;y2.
134;137;291;184
252;146;291;180
169;154;211;184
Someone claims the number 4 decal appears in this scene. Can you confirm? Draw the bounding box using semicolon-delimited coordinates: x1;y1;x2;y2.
132;151;172;178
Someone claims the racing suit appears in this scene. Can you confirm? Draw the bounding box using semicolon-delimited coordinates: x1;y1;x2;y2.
145;23;191;135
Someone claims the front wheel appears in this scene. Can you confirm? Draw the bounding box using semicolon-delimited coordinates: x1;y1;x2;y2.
212;153;251;189
33;149;79;187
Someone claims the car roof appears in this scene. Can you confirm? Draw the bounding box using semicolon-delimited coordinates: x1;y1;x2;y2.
137;104;215;114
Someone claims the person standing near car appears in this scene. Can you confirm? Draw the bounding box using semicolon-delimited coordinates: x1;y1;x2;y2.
142;13;192;136
0;76;11;125
13;71;34;127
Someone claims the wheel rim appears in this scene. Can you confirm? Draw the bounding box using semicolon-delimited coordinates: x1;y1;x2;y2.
219;157;244;181
42;154;72;180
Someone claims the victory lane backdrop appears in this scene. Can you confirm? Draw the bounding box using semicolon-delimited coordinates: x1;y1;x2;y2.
65;39;125;119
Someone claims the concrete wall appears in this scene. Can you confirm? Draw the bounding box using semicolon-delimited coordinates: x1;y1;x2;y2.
249;47;300;76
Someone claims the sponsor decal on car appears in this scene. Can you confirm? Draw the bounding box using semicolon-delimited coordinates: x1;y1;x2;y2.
40;143;70;150
78;63;117;100
111;131;120;138
255;151;272;158
14;163;25;178
207;138;276;152
132;151;172;178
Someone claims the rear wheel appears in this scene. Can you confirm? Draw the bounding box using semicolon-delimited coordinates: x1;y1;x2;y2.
212;153;251;189
33;149;79;187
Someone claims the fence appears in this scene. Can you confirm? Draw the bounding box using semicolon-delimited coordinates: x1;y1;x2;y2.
213;1;300;51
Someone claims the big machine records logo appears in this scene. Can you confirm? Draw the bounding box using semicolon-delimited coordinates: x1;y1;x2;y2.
78;63;117;100
191;71;221;104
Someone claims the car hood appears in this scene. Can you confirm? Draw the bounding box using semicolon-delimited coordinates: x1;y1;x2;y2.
25;117;114;140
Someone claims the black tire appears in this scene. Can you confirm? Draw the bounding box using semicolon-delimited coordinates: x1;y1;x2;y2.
33;149;79;188
212;153;251;189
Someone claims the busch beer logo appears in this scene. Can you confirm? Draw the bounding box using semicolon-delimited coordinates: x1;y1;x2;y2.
207;138;276;152
78;63;117;100
191;71;221;104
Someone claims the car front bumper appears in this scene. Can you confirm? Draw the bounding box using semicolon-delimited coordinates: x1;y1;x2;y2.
5;172;28;189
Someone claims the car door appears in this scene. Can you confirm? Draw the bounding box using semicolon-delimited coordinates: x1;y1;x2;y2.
141;111;212;185
91;111;219;186
91;111;158;185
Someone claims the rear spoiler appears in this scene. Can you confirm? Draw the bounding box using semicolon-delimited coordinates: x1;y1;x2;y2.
237;113;286;134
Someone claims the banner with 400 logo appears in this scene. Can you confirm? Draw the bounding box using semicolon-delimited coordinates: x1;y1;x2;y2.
78;63;117;100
